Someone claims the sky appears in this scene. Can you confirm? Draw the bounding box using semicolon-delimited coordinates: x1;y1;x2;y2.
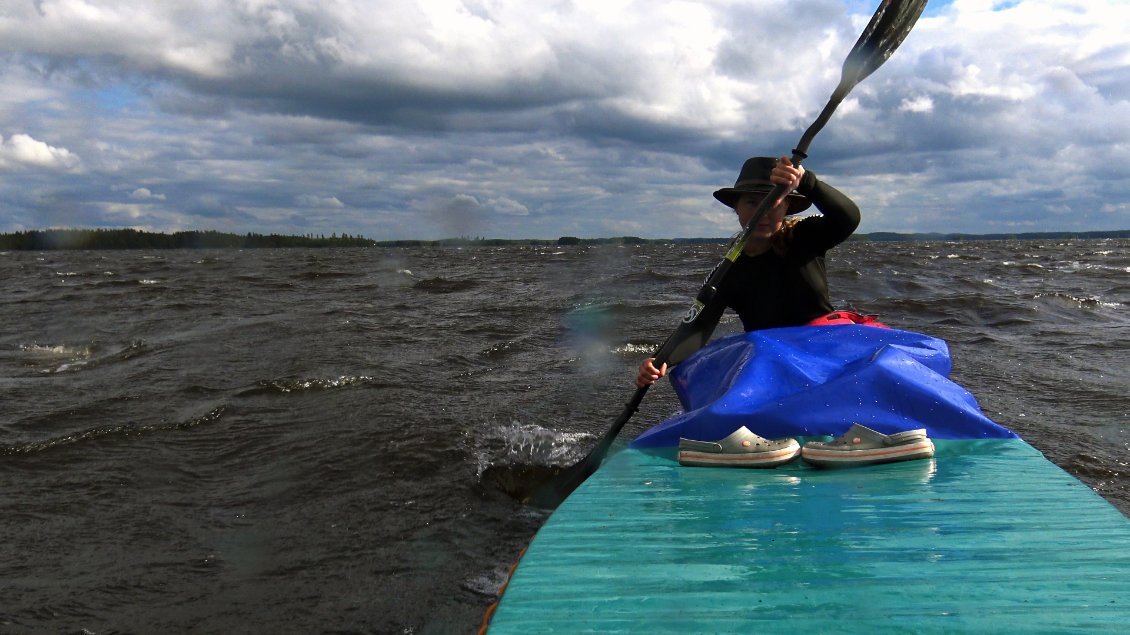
1;0;1128;240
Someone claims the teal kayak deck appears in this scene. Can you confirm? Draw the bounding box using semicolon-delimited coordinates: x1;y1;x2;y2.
489;440;1130;633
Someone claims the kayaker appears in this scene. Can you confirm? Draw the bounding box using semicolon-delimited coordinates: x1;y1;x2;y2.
636;155;861;388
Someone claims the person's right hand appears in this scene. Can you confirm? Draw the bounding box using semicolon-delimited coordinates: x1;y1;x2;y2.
635;357;668;387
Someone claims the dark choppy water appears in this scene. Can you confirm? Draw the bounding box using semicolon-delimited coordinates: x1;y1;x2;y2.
2;240;1128;634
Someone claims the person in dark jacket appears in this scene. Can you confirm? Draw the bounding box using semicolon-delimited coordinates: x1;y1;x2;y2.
636;155;860;387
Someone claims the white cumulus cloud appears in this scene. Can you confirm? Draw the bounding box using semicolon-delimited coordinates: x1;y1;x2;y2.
899;96;934;113
296;194;345;208
0;133;81;170
129;187;167;201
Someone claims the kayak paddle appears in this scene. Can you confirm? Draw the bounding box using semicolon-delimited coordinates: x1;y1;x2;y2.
533;0;930;509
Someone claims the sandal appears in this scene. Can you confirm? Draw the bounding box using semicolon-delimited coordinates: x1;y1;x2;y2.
678;426;800;468
801;423;935;468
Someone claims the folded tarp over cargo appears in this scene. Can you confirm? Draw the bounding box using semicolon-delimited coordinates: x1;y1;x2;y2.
631;325;1017;449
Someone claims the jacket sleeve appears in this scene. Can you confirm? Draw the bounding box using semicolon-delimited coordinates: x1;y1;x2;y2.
792;170;861;253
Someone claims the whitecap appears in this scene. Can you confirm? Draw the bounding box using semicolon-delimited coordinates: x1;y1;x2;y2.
614;343;658;356
20;343;92;358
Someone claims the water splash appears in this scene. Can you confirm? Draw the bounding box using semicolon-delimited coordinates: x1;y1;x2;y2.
473;420;593;505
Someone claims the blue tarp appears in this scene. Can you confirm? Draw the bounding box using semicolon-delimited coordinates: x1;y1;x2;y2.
631;326;1018;449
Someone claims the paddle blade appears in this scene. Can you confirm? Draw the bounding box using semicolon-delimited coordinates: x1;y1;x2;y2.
529;390;646;508
841;0;929;90
528;452;596;509
794;0;928;157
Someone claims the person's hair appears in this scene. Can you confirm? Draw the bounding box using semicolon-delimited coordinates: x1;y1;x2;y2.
770;217;802;255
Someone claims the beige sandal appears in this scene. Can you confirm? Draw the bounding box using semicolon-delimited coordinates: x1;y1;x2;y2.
801;423;934;468
678;426;800;468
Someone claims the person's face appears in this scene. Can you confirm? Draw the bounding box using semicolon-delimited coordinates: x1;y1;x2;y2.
735;193;787;238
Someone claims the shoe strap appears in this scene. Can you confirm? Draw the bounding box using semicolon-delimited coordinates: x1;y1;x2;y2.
885;428;928;445
678;439;723;453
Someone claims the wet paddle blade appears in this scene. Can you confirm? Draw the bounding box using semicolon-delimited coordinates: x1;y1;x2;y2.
795;0;929;157
842;0;929;90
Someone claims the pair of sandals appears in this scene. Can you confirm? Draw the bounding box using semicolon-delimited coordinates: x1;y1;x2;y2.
677;424;935;469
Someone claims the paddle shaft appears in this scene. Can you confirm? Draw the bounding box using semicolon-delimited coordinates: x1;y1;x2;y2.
536;164;803;506
588;142;826;446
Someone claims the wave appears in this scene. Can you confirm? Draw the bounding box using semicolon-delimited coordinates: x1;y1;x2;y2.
19;342;93;358
1033;292;1120;311
239;374;389;396
479;341;523;360
2;407;225;456
615;269;684;283
14;340;146;375
412;277;479;293
931;253;985;261
288;270;362;281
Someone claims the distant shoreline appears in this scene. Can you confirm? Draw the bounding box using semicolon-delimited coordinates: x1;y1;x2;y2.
2;228;1128;250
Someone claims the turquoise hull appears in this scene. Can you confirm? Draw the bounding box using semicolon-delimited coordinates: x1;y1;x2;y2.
487;329;1130;632
489;440;1130;633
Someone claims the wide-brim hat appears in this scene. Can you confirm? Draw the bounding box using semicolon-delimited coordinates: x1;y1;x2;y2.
712;156;811;215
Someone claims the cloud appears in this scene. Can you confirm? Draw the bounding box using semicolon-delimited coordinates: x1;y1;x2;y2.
129;188;167;201
0;133;81;170
296;194;345;209
0;0;1128;238
899;96;934;114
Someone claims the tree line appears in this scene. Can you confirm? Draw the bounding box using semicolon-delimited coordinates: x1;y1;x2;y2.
2;227;1126;251
0;229;377;250
0;229;699;250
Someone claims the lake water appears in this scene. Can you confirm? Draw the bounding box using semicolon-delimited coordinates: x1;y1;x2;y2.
2;239;1127;633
